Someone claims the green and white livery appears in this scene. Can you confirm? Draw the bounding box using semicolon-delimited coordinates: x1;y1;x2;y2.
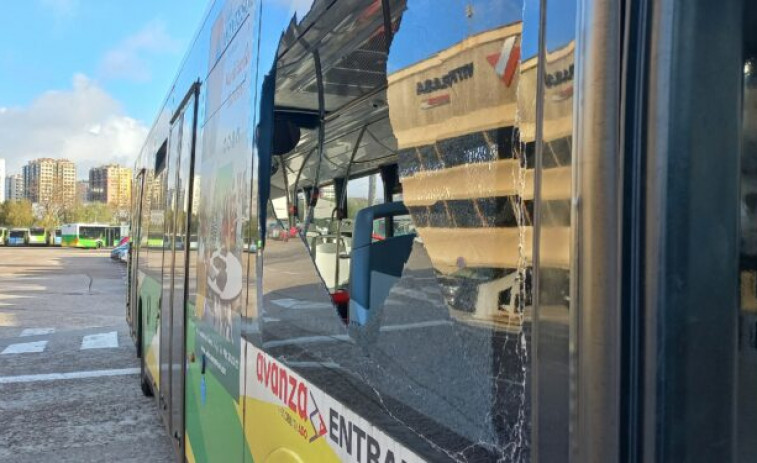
61;223;126;248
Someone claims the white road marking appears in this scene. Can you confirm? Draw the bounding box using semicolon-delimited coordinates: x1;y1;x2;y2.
2;341;48;354
261;320;453;349
263;334;351;349
270;298;334;310
270;298;299;308
0;368;140;384
379;320;454;332
80;331;119;350
284;361;341;369
19;328;55;337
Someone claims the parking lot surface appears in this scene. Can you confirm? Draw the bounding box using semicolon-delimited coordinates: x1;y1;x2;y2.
0;247;174;462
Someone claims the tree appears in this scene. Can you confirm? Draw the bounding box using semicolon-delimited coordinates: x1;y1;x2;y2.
0;200;35;227
59;203;86;224
35;199;64;235
83;203;117;224
346;198;369;218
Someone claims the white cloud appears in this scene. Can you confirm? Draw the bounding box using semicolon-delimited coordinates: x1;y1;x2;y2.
0;74;148;178
99;20;180;82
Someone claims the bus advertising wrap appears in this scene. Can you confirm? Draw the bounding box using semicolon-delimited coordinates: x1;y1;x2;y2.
244;343;425;463
193;3;254;399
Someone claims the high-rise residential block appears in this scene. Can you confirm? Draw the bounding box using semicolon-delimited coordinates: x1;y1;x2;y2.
89;164;132;209
76;180;90;204
22;158;76;207
5;173;24;201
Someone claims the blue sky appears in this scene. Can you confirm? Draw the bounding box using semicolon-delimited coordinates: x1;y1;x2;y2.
0;0;576;179
0;0;208;177
0;0;207;122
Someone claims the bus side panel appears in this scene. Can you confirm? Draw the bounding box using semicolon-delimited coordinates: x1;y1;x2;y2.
182;1;256;461
144;137;170;394
61;225;76;247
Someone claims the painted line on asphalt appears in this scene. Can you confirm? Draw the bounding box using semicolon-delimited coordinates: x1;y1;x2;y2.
263;334;351;349
284;361;341;369
379;320;454;332
270;298;334;310
2;341;48;354
19;328;55;337
0;368;140;384
80;331;119;350
261;320;454;349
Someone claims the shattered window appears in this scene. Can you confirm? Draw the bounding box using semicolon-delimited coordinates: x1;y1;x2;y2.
251;0;559;461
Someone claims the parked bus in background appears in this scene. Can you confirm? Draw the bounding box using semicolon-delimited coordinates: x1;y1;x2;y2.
51;227;62;246
7;228;29;246
126;0;755;461
28;227;48;246
0;227;7;246
60;223;124;248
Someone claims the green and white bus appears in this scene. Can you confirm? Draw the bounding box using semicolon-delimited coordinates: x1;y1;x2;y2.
61;223;125;248
51;227;62;246
126;0;757;461
28;227;48;246
0;227;7;246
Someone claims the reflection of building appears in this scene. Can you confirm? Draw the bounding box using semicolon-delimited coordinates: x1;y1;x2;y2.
5;173;24;201
22;158;76;207
0;158;5;203
387;23;575;329
89;164;132;208
191;175;201;216
388;24;525;330
76;180;90;204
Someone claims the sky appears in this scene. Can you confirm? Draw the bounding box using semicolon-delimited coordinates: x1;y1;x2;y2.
0;0;209;179
0;0;577;181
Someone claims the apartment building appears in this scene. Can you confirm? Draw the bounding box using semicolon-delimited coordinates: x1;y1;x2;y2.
5;173;24;201
22;158;76;207
76;180;90;204
89;164;132;208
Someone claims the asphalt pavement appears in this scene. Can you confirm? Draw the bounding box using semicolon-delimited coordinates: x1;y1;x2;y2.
0;247;174;462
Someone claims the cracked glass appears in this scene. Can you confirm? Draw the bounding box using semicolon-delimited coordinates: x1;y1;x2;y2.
248;0;562;461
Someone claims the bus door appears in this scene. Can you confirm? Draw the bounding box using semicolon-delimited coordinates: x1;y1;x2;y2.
159;83;199;456
128;170;146;335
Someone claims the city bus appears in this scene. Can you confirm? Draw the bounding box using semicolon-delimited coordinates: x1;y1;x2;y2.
61;223;125;248
7;228;29;246
28;227;48;246
0;227;7;246
51;227;62;246
126;0;756;461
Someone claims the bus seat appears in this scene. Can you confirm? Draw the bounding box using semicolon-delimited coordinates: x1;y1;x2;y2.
349;202;416;326
312;236;350;290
